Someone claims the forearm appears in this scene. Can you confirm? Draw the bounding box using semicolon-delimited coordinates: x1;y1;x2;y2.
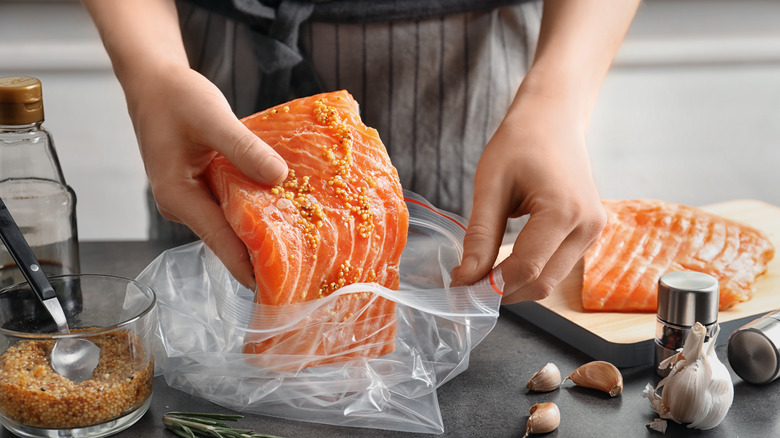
519;0;640;130
81;0;189;91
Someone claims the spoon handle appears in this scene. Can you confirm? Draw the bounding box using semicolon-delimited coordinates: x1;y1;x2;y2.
0;197;57;301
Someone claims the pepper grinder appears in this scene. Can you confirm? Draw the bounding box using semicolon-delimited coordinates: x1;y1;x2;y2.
654;271;719;377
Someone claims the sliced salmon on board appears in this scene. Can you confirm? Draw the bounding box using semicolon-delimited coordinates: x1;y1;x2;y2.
582;199;775;312
206;90;409;369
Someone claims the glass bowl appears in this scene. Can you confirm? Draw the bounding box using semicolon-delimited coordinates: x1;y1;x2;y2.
0;274;156;438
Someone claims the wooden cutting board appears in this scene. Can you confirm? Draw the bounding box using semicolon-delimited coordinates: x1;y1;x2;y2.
501;199;780;368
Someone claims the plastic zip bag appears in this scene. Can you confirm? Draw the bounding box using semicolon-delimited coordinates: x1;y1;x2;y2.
137;192;503;434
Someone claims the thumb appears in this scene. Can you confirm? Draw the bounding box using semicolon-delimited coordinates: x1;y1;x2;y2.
452;202;506;286
207;113;288;186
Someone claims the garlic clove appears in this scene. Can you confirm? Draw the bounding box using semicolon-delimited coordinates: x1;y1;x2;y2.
526;362;561;392
523;402;560;437
564;360;623;397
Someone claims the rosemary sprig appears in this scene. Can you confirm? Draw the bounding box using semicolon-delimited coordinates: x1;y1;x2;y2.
162;412;285;438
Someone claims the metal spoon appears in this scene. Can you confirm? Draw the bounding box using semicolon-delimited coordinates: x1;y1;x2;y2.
0;197;99;382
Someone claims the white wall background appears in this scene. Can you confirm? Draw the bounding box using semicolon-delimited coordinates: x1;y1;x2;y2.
1;0;779;240
1;1;146;240
588;0;780;208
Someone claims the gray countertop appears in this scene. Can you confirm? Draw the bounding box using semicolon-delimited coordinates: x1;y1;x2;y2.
2;241;779;438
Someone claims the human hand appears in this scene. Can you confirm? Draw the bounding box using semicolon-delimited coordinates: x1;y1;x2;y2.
126;65;288;289
451;91;606;304
448;0;639;303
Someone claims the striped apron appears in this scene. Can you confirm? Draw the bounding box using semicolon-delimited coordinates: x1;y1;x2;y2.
150;0;542;241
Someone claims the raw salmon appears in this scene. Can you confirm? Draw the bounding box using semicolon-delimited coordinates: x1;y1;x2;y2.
582;199;775;312
206;90;409;369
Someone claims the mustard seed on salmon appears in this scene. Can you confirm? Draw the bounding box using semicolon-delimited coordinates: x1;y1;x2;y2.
206;90;408;370
0;330;153;429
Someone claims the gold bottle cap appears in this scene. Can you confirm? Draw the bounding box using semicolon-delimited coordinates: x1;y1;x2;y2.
0;76;45;125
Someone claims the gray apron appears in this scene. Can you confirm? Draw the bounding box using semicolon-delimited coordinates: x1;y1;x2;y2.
150;0;541;242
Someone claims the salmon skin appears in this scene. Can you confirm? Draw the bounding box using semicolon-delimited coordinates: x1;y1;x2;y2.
206;90;409;369
582;199;775;312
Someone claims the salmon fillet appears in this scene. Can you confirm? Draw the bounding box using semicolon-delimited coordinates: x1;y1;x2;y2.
582;199;775;312
206;90;409;369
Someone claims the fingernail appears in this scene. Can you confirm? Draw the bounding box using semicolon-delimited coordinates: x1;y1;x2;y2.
240;274;257;292
460;255;478;275
263;155;288;184
452;255;478;285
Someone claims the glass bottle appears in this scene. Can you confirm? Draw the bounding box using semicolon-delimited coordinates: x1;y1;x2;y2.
0;77;80;298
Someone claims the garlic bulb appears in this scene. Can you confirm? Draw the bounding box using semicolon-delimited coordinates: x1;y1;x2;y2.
642;322;734;430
